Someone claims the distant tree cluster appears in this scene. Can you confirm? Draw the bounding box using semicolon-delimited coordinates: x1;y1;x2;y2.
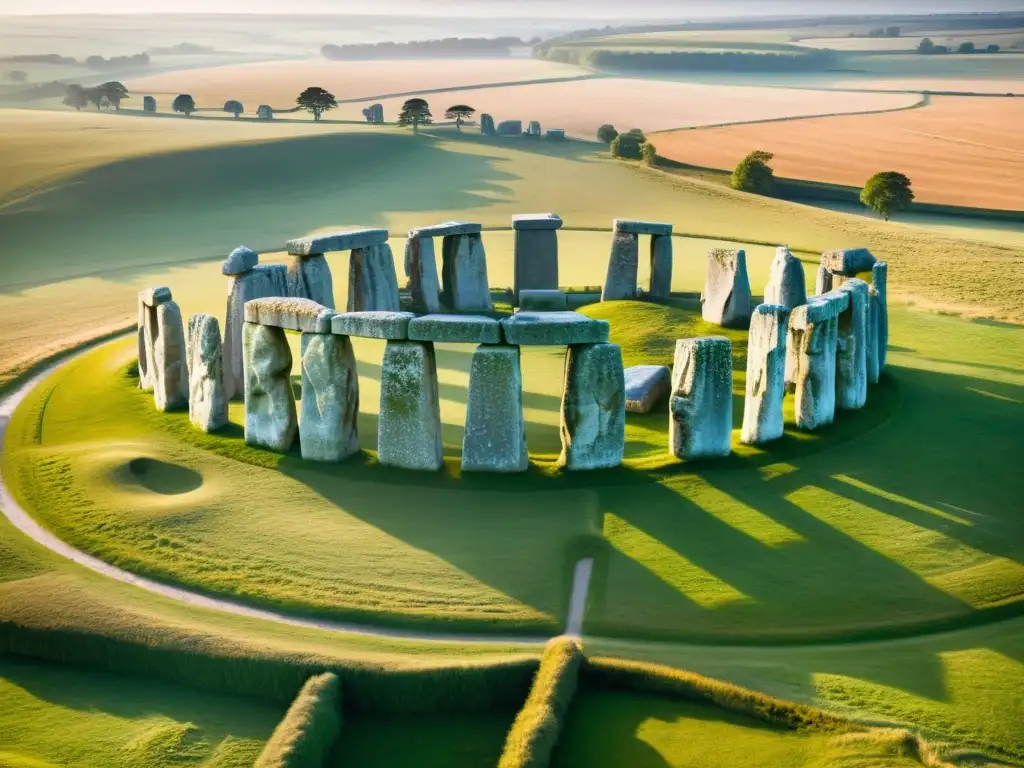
147;42;217;55
63;82;129;111
321;37;529;61
607;127;657;165
1;52;150;69
731;151;776;195
2;70;28;82
917;38;1000;54
544;48;839;73
863;26;901;38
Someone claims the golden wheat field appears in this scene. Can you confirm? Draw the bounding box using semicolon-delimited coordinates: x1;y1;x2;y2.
654;96;1024;210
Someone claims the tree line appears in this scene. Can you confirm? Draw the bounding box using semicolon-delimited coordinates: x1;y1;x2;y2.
2;52;150;70
62;82;129;111
917;38;1001;54
540;47;840;73
321;37;533;60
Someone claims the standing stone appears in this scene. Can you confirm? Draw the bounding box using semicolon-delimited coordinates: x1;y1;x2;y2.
669;337;733;460
441;233;493;312
788;292;848;430
224;253;289;401
741;305;789;445
836;279;869;411
243;322;297;452
701;248;752;328
527;120;541;136
257;105;273;120
403;235;442;314
348;243;400;312
559;343;625;471
649;235;673;299
815;264;834;296
463;345;527;472
873;261;888;372
287;254;335;309
299;332;359;462
866;286;880;385
480;113;496;136
513;214;561;302
378;340;442;471
187;314;228;432
153;301;189;412
497;119;522;136
601;232;639;301
764;247;807;309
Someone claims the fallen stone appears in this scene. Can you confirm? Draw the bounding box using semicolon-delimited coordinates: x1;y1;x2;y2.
513;227;559;300
153;301;189;413
244;296;335;333
480;113;496;135
441;232;493;312
701;248;752;328
873;261;888;371
822;247;876;277
546;129;565;140
601;231;639;302
243;322;297;452
788;291;848;430
411;221;482;239
462;345;528;472
286;254;335;309
815;264;834;296
222;245;259;276
497;119;522;136
512;213;563;231
299;332;359;462
649;235;673;299
331;311;414;340
187;313;228;432
223;264;288;401
348;242;400;312
669;337;733;459
140;286;172;307
501;311;609;346
377;340;443;471
624;365;670;414
287;228;389;256
836;278;869;411
741;305;789;445
764;246;807;309
408;314;502;344
519;289;567;312
403;235;442;314
559;342;625;470
614;219;673;237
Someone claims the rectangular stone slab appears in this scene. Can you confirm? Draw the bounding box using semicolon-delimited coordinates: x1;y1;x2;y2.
518;289;568;312
821;247;876;277
286;228;388;256
559;342;625;470
377;340;443;471
244;297;335;333
410;221;482;238
502;311;609;346
624;364;670;414
512;213;563;231
408;314;503;345
614;219;673;236
139;286;172;307
331;311;414;340
462;344;528;472
670;336;733;459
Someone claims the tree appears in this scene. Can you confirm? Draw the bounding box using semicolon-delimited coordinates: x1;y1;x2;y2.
172;93;196;116
5;70;28;83
444;104;475;130
63;84;88;111
860;171;914;221
917;37;935;54
957;41;976;54
730;150;775;195
85;86;106;111
224;99;244;118
641;141;657;166
296;86;337;121
610;131;644;159
98;81;129;111
397;98;432;133
597;124;618;143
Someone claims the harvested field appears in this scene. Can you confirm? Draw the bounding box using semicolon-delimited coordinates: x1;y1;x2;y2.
654;96;1024;210
334;79;919;138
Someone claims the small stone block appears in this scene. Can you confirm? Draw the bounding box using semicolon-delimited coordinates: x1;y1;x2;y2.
624;365;671;414
222;246;259;276
512;213;563;231
518;289;568;311
287;228;389;256
821;248;876;277
614;219;673;236
331;311;414;340
501;311;609;346
244;297;335;333
410;221;482;238
408;314;503;345
140;286;172;307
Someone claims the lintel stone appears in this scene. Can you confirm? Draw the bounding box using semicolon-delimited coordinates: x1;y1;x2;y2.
501;311;609;346
410;221;482;238
332;311;414;340
821;248;876;277
244;297;334;333
512;213;563;231
613;219;672;237
287;228;388;256
408;314;502;345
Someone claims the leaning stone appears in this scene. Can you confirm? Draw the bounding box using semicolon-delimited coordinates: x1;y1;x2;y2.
669;337;733;459
348;243;401;312
836;279;869;411
601;231;639;302
501;311;609;346
286;254;335;309
788;292;848;430
441;232;493;312
243;322;297;452
403;235;441;314
701;248;752;328
649;235;673;299
377;340;443;471
331;311;414;340
764;246;807;309
462;345;528;472
412;221;482;239
408;314;502;345
614;219;672;237
153;301;189;413
224;264;288;401
559;343;625;470
624;365;670;414
822;247;876;277
519;289;567;312
244;297;334;333
187;314;228;432
287;228;389;256
139;285;172;307
873;261;888;371
299;332;359;462
815;264;833;296
512;213;563;231
222;245;259;276
741;305;789;445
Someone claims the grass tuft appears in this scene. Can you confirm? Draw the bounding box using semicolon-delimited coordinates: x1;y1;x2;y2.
255;673;342;768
